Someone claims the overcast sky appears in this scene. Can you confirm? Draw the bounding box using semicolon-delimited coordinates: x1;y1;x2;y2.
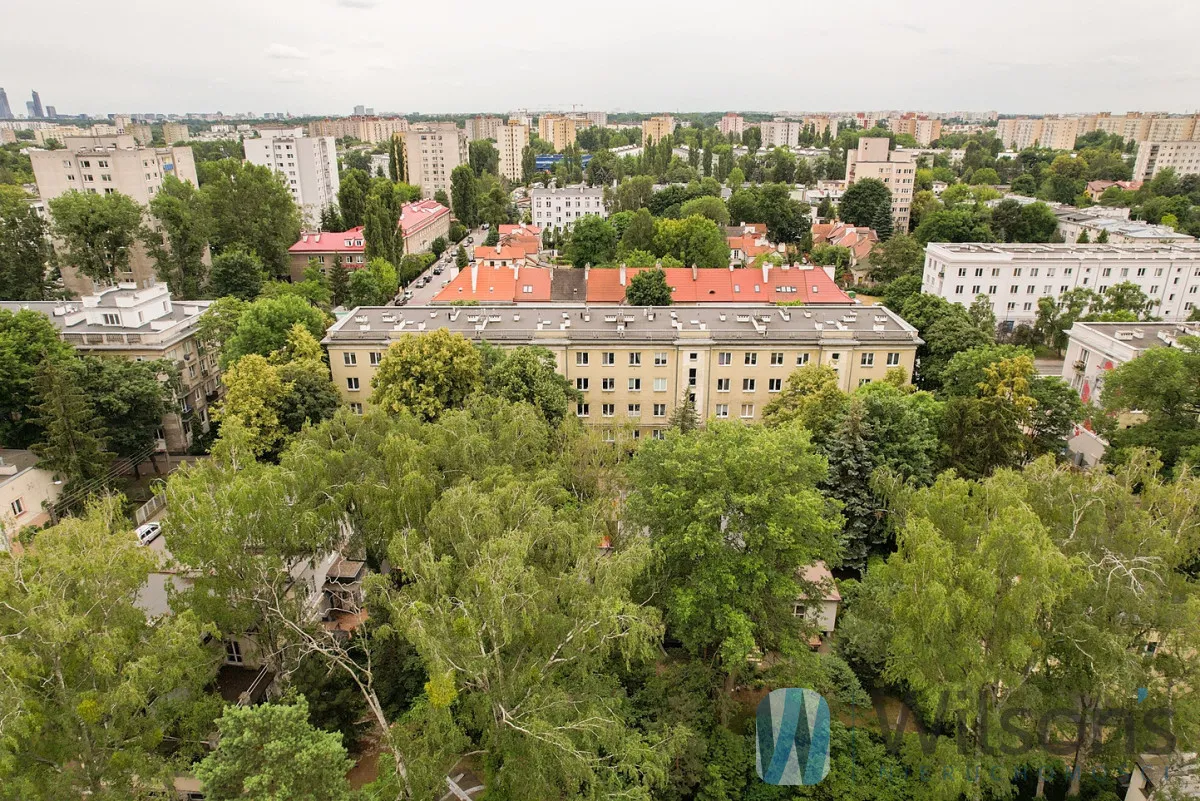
4;0;1198;117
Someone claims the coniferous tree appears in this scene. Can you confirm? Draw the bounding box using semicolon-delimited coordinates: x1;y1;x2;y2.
870;203;894;240
328;261;350;306
30;359;113;495
820;400;882;571
388;134;404;183
455;245;468;269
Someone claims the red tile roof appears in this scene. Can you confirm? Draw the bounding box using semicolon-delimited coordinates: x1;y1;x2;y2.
473;243;532;263
399;200;449;237
727;234;776;260
434;264;518;303
499;224;541;236
585;265;851;304
289;227;365;254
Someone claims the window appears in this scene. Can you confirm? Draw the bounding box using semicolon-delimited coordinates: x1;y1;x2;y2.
770;352;784;366
628;403;641;417
224;640;244;665
742;378;756;391
102;313;120;325
1010;284;1019;293
797;353;810;365
347;377;360;391
744;352;758;365
718;351;732;365
602;352;615;365
602;377;615;391
715;403;729;418
1102;268;1112;277
653;377;668;392
653;403;667;417
689;352;698;362
717;378;731;392
629;352;642;366
860;353;874;366
343;352;357;366
740;403;755;418
653;429;665;440
654;352;668;366
768;378;782;392
349;402;363;415
10;498;24;517
576;377;589;391
602;403;615;417
370;351;383;366
1013;268;1022;277
577;403;590;417
628;378;642;391
886;352;901;366
574;351;589;366
955;285;963;295
859;378;872;387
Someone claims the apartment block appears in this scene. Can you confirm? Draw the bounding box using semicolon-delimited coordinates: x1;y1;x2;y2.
465;115;503;142
244;130;339;225
162;122;190;142
1133;140;1200;180
888;114;942;146
307;116;409;144
759;120;801;149
921;242;1200;323
585;111;608;128
995;117;1079;151
401;123;469;199
538;114;577;151
845;138;916;232
802;116;838;139
641;115;675;146
323;304;921;437
0;283;222;452
497;120;529;183
31;138;199;294
719;113;745;137
531;184;606;231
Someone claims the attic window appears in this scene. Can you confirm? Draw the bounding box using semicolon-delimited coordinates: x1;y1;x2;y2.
522;285;534;293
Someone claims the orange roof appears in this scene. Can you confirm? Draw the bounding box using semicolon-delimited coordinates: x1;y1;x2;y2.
500;233;541;256
727;234;775;259
434;264;518;303
585;265;851;304
399;200;449;237
289;227;365;254
473;243;531;263
584;268;631;303
499;223;542;236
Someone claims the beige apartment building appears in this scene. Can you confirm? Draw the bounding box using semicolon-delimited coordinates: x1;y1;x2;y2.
803;116;838;139
845;137;916;232
0;283;221;453
497;120;529;183
323;304;920;438
888;114;942;146
641;115;675;146
538;114;577;151
759;119;801;149
1133;140;1200;180
995;117;1079;151
0;450;63;549
162;122;190;142
465;115;504;142
401;123;469;199
719;113;745;137
308;116;409;144
30;137;199;294
1075;113;1199;143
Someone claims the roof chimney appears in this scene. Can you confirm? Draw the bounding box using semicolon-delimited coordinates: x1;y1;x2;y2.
470;263;478;293
762;263;770;284
619;263;627;287
691;263;698;281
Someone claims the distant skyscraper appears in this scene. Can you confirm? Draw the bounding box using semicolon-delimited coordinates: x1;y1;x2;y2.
30;91;44;119
45;105;56;119
26;101;35;118
353;104;366;115
0;88;12;119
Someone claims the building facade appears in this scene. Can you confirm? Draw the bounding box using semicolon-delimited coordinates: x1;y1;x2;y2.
162;122;190;142
888;114;942;146
845;138;916;232
531;184;606;231
641;115;675;146
995;117;1080;151
398;199;451;255
402;123;469;199
537;114;577;151
307;116;409;144
922;242;1200;323
288;227;366;281
1133;140;1200;180
465;115;503;142
759;120;801;149
497;120;529;183
0;283;221;453
243;130;339;226
323;304;921;437
585;111;608;128
0;450;63;549
718;113;745;138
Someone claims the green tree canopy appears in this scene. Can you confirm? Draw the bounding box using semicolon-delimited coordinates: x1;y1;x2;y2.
207;248;266;300
222;294;332;368
840;178;892;228
143;175;211;299
567;215;618;267
48;190;143;284
625;267;673;306
201;159;302;276
371;329;483;421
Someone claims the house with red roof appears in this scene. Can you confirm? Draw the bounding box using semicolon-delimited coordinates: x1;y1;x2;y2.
811;222;879;267
398;199;451;255
288;227;365;282
1085;180;1143;202
727;228;778;265
473;242;538;268
433;264;552;304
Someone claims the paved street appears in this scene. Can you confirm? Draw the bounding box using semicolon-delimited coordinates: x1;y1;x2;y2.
395;225;487;306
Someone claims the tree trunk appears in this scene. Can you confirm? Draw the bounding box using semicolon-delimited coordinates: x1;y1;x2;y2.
1068;700;1096;797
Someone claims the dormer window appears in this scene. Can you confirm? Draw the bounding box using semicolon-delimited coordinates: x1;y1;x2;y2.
102;313;120;325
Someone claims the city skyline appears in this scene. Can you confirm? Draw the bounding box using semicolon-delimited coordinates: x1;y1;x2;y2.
2;0;1198;117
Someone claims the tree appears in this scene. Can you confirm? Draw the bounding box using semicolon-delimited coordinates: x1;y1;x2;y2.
202;159;302;276
968;167;1000;185
327;261;350;307
761;363;847;442
48;190;143;284
611;175;655;212
0;498;218;801
619;207;657;255
481;345;578;427
870;202;894;239
468;139;499;177
337;168;370;228
810;244;853;268
363;182;406;266
217;354;290;457
196;698;353;801
867;233;923;283
625;421;841;668
1101;340;1200;471
454;245;468;268
371;329;483;421
839;178;892;228
207;248;266;300
429;235;447;259
653;215;729;268
319;204;344;232
967;293;997;332
78;356;170;461
567;215;618;267
222;294;331;368
449;165;479;227
625;267;672;306
388;134;404;183
30;358;113;492
899;294;993;390
821;399;884;570
0;187;52;300
144;175;211;299
679;195;730;226
913;208;996;245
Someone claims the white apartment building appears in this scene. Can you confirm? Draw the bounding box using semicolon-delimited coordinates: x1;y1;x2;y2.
243;130;339;226
1133;140;1200;180
497;120;529;183
759;119;802;149
531;184;607;231
719;113;745;137
845;138;916;232
30;137;199;294
585;111;608;128
465;115;503;142
402;123;469;199
922;242;1200;324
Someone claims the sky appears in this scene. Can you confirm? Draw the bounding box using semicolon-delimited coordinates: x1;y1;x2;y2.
3;0;1199;118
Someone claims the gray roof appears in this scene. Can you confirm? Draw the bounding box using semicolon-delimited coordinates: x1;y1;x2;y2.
325;304;922;347
927;242;1200;258
0;299;208;335
1071;321;1200;351
0;449;43;487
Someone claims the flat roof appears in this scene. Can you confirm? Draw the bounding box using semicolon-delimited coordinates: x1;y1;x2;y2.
0;299;208;336
1069;321;1200;351
0;449;42;486
325;304;922;347
926;242;1200;258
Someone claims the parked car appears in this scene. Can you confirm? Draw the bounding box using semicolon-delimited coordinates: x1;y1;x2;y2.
433;266;444;275
481;222;490;230
136;521;162;546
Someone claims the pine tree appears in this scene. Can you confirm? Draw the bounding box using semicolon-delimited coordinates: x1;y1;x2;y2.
1096;229;1109;243
455;245;468;269
870;203;894;241
667;390;699;433
388;134;404;183
328;261;350;306
30;359;113;496
820;400;881;571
